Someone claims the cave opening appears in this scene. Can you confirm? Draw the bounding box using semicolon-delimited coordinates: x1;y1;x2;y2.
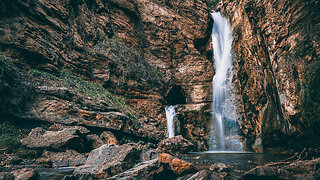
165;85;186;105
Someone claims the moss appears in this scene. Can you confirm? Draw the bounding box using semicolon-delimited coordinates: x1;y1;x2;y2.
301;60;320;135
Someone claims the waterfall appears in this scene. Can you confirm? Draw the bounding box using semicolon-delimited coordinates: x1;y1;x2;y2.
165;105;176;138
210;12;242;151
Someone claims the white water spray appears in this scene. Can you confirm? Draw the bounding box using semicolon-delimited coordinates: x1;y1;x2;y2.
210;12;242;151
165;105;176;138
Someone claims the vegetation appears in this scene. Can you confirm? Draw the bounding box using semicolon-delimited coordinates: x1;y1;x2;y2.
60;69;136;118
301;60;320;135
0;121;42;158
29;68;137;118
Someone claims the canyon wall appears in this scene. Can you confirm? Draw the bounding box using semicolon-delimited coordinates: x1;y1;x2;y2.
0;0;213;150
218;0;320;152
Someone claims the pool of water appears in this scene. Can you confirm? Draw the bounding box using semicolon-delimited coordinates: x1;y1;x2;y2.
182;151;291;175
38;167;74;180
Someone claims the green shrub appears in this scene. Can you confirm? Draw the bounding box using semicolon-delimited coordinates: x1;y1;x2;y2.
301;60;320;134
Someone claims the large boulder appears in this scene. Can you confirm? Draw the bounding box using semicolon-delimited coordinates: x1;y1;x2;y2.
20;127;89;152
73;144;139;178
157;135;195;155
86;134;105;149
159;153;197;176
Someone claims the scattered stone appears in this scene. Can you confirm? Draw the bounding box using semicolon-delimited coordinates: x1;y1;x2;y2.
20;127;89;152
159;153;197;176
52;150;87;167
36;151;54;167
209;162;229;172
141;149;160;162
157;135;195;155
186;170;211;180
108;158;161;179
73;144;139;178
243;165;290;180
100;131;119;145
86;134;104;149
11;168;40;180
0;172;14;180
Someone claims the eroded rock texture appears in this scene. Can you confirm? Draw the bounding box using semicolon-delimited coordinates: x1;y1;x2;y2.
218;0;320;151
0;0;213;149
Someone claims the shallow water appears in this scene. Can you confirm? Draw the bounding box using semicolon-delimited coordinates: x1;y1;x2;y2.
38;167;74;180
183;151;291;175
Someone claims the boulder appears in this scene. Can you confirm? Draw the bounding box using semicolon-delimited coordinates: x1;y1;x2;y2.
186;170;211;180
243;165;290;180
108;158;162;180
52;150;87;168
36;151;54;167
73;144;139;178
100;131;119;145
141;149;160;162
86;134;105;149
157;135;195;155
209;162;230;172
159;153;197;176
11;168;40;180
20;127;89;152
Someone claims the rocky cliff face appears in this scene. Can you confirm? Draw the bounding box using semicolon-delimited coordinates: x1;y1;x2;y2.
217;0;320;152
0;0;213;150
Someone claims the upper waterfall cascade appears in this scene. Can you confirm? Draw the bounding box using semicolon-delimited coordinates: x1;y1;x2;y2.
210;12;243;151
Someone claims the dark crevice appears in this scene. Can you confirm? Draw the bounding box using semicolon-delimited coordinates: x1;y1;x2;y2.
165;85;186;105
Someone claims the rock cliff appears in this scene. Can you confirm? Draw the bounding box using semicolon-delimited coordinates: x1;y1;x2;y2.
217;0;320;152
0;0;213;150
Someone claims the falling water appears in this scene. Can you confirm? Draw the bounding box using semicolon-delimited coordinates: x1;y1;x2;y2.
165;105;176;138
210;12;242;151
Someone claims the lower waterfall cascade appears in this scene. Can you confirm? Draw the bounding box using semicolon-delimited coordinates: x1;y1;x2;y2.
165;105;176;138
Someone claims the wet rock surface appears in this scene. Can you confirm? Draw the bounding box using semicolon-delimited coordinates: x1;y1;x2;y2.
218;0;320;151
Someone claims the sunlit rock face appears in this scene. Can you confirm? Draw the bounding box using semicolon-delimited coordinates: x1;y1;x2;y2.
217;0;320;152
0;0;213;149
